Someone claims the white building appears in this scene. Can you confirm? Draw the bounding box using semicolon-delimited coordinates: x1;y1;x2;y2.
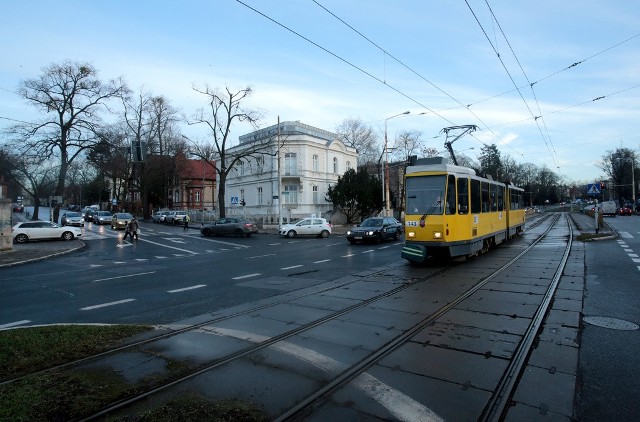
225;121;358;223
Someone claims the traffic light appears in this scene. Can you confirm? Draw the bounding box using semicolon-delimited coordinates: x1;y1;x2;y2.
240;199;246;206
600;182;605;190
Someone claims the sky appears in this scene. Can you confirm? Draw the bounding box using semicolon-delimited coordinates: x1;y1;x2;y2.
1;0;639;184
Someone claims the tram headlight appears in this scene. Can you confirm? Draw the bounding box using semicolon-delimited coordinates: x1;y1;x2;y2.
407;231;415;238
433;231;442;239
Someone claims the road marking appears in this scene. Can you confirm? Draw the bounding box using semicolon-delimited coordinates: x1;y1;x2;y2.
378;245;391;249
199;237;251;248
620;231;633;238
281;265;303;270
362;250;375;254
232;273;261;280
0;320;31;329
80;298;136;311
168;284;207;293
90;264;103;268
268;242;281;246
113;261;126;264
313;259;331;263
155;256;168;259
116;243;133;248
246;253;276;259
198;327;444;422
342;253;356;257
92;271;157;283
135;258;149;262
633;258;640;263
137;237;198;254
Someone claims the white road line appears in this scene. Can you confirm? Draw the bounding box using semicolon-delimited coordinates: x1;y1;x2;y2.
137;237;199;254
342;253;356;257
633;258;640;263
268;243;281;246
313;259;331;263
80;298;136;311
620;231;633;238
167;284;207;293
90;264;103;268
378;245;391;249
134;258;149;262
155;256;168;259
198;237;251;248
246;253;276;259
629;254;638;258
92;271;157;283
281;265;303;270
198;327;444;422
113;261;126;264
232;273;262;280
0;320;31;329
362;250;375;254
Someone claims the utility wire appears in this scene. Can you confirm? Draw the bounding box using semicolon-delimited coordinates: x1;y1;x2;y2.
311;0;519;155
465;0;559;167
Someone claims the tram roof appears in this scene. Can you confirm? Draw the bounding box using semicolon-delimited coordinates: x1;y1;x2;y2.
405;157;476;176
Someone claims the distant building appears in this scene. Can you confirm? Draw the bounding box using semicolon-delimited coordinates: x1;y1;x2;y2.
169;154;216;211
225;121;358;223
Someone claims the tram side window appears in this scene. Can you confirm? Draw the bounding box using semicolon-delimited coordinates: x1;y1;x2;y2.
445;175;456;215
471;179;481;214
481;182;490;212
489;183;497;211
457;178;469;214
497;186;504;210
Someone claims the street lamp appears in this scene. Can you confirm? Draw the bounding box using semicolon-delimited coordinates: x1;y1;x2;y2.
384;111;410;216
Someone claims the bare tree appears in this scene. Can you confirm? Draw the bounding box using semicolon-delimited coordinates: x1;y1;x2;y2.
10;60;128;218
188;85;264;218
335;118;380;165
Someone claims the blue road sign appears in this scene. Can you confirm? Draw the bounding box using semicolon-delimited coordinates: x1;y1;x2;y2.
230;196;239;205
587;184;601;196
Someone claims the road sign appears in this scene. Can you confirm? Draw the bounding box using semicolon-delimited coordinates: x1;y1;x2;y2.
230;196;239;205
587;184;601;196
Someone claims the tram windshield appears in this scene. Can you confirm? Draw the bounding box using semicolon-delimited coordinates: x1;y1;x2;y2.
406;175;446;215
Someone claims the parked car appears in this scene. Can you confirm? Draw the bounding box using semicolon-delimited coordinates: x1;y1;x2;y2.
60;212;85;227
93;211;113;225
619;205;633;216
165;211;188;225
12;221;82;243
279;218;332;238
12;203;24;213
152;210;170;223
201;218;259;237
111;212;134;230
346;217;403;244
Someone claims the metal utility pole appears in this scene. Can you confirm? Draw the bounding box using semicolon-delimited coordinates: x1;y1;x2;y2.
441;125;478;166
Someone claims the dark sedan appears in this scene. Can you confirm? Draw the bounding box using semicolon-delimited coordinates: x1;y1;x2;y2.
201;218;258;237
346;217;403;244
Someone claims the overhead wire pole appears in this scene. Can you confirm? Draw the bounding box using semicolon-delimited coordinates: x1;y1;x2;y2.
441;125;479;166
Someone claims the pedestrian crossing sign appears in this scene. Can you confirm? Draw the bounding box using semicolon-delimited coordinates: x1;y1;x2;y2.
230;196;239;205
587;183;600;195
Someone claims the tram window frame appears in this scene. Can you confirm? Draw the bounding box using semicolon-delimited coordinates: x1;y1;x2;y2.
481;182;490;212
497;185;505;211
445;175;456;215
489;183;497;211
457;178;469;214
471;179;481;214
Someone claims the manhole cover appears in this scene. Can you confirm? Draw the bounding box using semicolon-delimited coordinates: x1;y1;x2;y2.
583;316;639;331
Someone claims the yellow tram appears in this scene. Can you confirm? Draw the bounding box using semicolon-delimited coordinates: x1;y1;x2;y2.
401;157;525;263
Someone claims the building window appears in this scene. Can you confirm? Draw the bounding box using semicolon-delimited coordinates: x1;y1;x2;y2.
346;161;351;171
239;160;245;176
312;185;318;204
173;190;180;204
257;187;263;205
195;191;201;202
313;154;319;171
283;184;298;204
333;157;338;174
256;156;263;173
285;153;297;176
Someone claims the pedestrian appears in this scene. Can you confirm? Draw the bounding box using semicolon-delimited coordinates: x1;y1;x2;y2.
183;214;189;231
129;217;139;240
123;223;132;241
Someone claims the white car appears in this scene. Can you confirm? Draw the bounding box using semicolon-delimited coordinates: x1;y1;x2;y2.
165;211;188;224
12;221;82;243
279;218;332;238
152;210;170;223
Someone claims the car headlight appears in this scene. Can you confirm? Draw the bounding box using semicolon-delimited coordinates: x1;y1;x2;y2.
367;230;374;236
346;230;352;235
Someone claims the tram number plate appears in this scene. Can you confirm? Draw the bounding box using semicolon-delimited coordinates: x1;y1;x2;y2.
407;221;418;227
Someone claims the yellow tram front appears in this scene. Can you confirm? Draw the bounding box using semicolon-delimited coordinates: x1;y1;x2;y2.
401;157;522;263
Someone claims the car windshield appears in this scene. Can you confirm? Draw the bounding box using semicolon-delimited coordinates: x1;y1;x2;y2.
66;212;81;217
361;218;383;227
116;213;133;218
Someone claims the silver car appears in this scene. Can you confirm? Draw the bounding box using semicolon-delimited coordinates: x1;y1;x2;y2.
93;211;113;225
61;212;84;227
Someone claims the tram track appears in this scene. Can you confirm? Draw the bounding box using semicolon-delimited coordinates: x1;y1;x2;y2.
7;213;573;421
